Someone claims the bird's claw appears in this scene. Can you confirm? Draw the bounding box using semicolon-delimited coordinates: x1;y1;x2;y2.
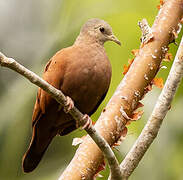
81;114;93;130
64;96;74;113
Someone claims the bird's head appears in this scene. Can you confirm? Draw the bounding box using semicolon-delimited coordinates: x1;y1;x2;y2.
76;18;121;46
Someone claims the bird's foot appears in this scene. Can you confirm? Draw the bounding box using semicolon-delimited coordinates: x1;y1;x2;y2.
64;96;74;113
81;114;93;130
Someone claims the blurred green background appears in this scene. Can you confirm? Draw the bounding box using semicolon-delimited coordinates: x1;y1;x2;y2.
0;0;183;179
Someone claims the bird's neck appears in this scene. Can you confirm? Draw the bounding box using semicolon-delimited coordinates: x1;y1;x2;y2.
74;34;104;47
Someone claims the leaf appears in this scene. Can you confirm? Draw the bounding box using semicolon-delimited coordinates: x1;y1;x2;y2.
123;58;134;75
144;83;153;93
163;52;173;62
157;5;161;10
131;49;139;56
132;101;144;113
157;0;164;9
126;120;131;125
92;121;96;125
94;160;106;179
131;110;144;121
126;110;144;126
123;64;129;75
152;77;164;89
136;102;144;109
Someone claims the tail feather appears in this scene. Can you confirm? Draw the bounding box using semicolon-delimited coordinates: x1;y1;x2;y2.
22;122;55;173
22;141;51;173
22;147;45;173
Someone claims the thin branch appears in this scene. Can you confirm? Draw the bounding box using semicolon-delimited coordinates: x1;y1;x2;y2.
120;35;183;179
59;0;183;179
138;18;153;45
0;52;122;180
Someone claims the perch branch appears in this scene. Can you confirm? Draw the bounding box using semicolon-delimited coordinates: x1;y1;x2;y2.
0;52;122;180
120;34;183;179
59;0;183;179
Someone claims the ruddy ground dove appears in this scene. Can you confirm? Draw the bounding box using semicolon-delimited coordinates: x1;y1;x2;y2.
22;18;121;173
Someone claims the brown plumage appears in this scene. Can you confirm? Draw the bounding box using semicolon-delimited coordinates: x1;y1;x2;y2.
22;18;121;173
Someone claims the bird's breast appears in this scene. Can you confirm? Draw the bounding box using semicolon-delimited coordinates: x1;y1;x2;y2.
61;49;111;114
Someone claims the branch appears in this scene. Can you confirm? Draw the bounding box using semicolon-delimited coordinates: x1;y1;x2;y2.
138;18;153;45
120;34;183;179
0;52;122;180
59;0;183;179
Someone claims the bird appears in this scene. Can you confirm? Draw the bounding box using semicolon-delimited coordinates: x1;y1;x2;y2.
22;18;121;173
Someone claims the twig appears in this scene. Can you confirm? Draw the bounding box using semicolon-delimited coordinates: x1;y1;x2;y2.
120;35;183;179
0;52;122;180
138;18;153;44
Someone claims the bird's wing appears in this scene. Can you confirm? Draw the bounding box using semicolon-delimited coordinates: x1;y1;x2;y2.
22;50;68;173
88;90;108;116
32;50;67;127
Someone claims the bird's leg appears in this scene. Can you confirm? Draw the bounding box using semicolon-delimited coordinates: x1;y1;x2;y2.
63;97;92;130
64;96;74;113
81;114;93;130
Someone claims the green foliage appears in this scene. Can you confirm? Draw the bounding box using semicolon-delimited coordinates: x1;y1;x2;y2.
0;0;183;179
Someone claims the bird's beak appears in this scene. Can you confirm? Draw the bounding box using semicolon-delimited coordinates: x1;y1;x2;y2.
108;34;121;46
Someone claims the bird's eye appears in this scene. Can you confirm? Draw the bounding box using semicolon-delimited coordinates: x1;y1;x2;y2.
99;27;105;33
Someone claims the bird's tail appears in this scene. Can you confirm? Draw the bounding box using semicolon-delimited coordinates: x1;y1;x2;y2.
22;124;55;173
